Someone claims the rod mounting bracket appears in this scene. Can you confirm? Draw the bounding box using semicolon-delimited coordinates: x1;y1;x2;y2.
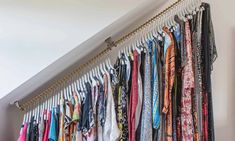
105;37;117;50
14;101;24;111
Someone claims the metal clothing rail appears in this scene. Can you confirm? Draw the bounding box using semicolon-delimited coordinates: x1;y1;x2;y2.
15;0;184;111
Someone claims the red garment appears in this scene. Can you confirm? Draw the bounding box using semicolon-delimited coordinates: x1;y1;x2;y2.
43;111;51;141
202;92;208;141
128;50;139;141
181;20;195;141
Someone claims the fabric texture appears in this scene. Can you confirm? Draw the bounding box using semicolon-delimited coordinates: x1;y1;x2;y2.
181;20;195;141
128;50;139;141
103;73;120;141
140;42;153;141
18;123;28;141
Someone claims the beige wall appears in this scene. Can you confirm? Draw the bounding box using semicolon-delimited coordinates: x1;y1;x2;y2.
204;0;235;140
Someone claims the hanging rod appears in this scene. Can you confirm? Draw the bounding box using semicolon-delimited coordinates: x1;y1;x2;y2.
15;0;184;111
114;0;183;46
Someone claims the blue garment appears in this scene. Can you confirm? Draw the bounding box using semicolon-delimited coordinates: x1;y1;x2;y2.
163;32;172;57
55;106;60;138
49;108;57;141
152;40;160;129
173;24;181;43
140;41;153;141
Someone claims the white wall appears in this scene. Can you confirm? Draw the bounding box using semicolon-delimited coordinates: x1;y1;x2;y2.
0;0;146;98
204;0;235;140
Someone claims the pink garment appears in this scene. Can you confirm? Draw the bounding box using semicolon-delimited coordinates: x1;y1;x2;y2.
17;123;28;141
181;20;195;141
128;50;139;141
43;111;51;141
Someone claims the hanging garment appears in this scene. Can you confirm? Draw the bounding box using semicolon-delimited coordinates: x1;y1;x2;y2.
49;108;57;141
28;116;34;141
103;72;120;141
128;50;139;141
152;40;161;141
171;25;180;141
16;3;218;141
180;20;195;141
38;115;45;141
162;27;175;141
135;51;146;141
32;120;39;141
26;118;31;141
174;15;186;141
39;110;47;141
17;123;28;141
43;111;51;141
191;9;203;141
71;92;82;141
156;39;165;141
87;80;99;141
115;55;129;141
202;3;217;141
97;80;105;141
64;97;74;141
121;54;130;141
58;97;65;141
81;82;94;138
152;40;160;130
140;42;153;141
135;49;143;131
56;105;60;140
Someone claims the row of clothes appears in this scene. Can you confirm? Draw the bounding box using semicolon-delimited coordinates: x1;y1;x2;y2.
17;3;217;141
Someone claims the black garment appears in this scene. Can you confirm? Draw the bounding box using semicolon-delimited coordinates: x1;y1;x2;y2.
81;82;92;134
113;57;121;117
55;105;60;138
128;55;133;103
29;116;38;141
99;81;105;127
171;31;180;141
156;39;165;141
174;15;186;68
175;26;183;141
201;3;217;141
136;49;145;141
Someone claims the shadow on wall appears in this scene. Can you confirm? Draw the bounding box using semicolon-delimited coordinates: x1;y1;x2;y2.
216;28;235;140
228;28;235;134
0;100;23;141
